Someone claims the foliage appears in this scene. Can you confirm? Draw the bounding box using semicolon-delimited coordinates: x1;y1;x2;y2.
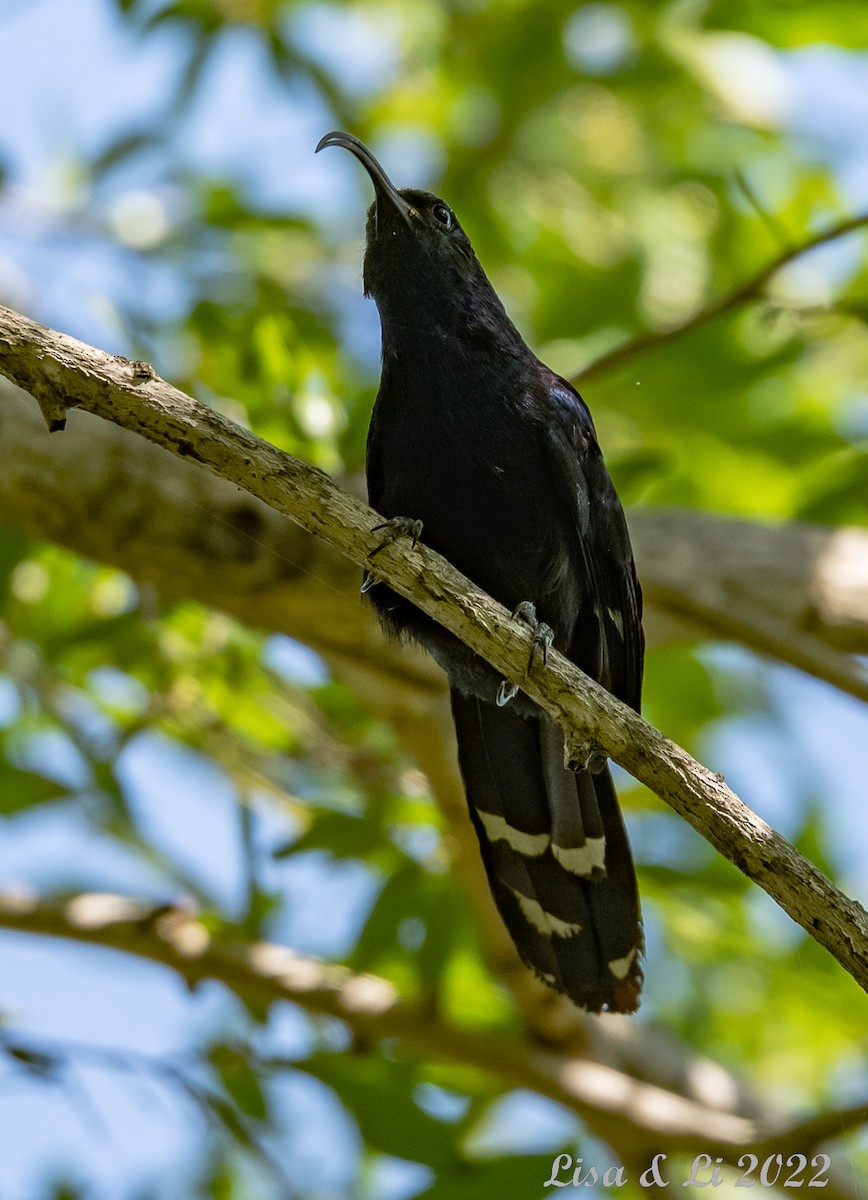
0;0;866;1196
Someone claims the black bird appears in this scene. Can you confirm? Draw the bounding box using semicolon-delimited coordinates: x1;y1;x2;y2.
317;131;645;1013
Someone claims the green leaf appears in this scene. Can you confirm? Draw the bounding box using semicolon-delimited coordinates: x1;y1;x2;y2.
209;1044;269;1123
302;1054;460;1171
0;764;71;814
0;526;32;599
205;1094;257;1150
278;810;387;860
418;1152;560;1200
91;129;162;177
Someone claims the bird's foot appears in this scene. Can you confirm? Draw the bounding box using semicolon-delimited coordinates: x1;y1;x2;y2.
369;516;423;557
496;601;555;707
362;516;424;593
513;601;555;669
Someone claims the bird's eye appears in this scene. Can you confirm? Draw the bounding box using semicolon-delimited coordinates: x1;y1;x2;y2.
432;203;452;228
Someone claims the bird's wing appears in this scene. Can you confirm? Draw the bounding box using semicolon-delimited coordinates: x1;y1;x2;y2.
541;376;644;711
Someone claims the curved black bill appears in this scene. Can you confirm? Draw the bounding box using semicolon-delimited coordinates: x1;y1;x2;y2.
316;131;415;228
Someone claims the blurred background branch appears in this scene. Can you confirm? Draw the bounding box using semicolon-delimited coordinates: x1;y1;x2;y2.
572;210;868;385
2;890;864;1194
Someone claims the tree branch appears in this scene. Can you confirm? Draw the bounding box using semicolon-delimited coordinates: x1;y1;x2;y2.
1;304;866;993
0;375;586;1043
634;508;868;697
7;382;866;1049
572;212;868;385
1;890;863;1184
645;578;868;705
4;379;866;678
3;382;867;1015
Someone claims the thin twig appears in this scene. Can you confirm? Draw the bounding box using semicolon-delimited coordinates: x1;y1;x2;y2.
572;211;868;386
733;169;793;249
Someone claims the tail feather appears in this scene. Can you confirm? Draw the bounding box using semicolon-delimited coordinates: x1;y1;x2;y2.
450;688;643;1013
540;718;606;878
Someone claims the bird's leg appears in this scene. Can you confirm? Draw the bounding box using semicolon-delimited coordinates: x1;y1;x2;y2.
370;516;424;555
496;600;555;707
513;600;555;668
361;517;424;592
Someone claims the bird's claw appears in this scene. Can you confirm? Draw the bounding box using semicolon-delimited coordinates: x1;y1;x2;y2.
513;601;554;670
497;601;555;707
369;516;424;558
362;517;424;594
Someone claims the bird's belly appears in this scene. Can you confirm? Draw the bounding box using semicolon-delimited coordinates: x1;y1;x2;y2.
366;407;579;687
375;429;556;605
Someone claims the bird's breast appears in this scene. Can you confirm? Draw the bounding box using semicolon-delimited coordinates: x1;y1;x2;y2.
367;365;569;611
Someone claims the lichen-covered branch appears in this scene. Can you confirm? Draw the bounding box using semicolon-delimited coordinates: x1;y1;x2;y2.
3;380;868;676
1;304;866;993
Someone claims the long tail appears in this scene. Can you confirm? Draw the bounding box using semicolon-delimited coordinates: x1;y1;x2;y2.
450;688;643;1013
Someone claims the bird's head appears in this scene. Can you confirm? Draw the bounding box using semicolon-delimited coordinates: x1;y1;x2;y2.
316;131;498;337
